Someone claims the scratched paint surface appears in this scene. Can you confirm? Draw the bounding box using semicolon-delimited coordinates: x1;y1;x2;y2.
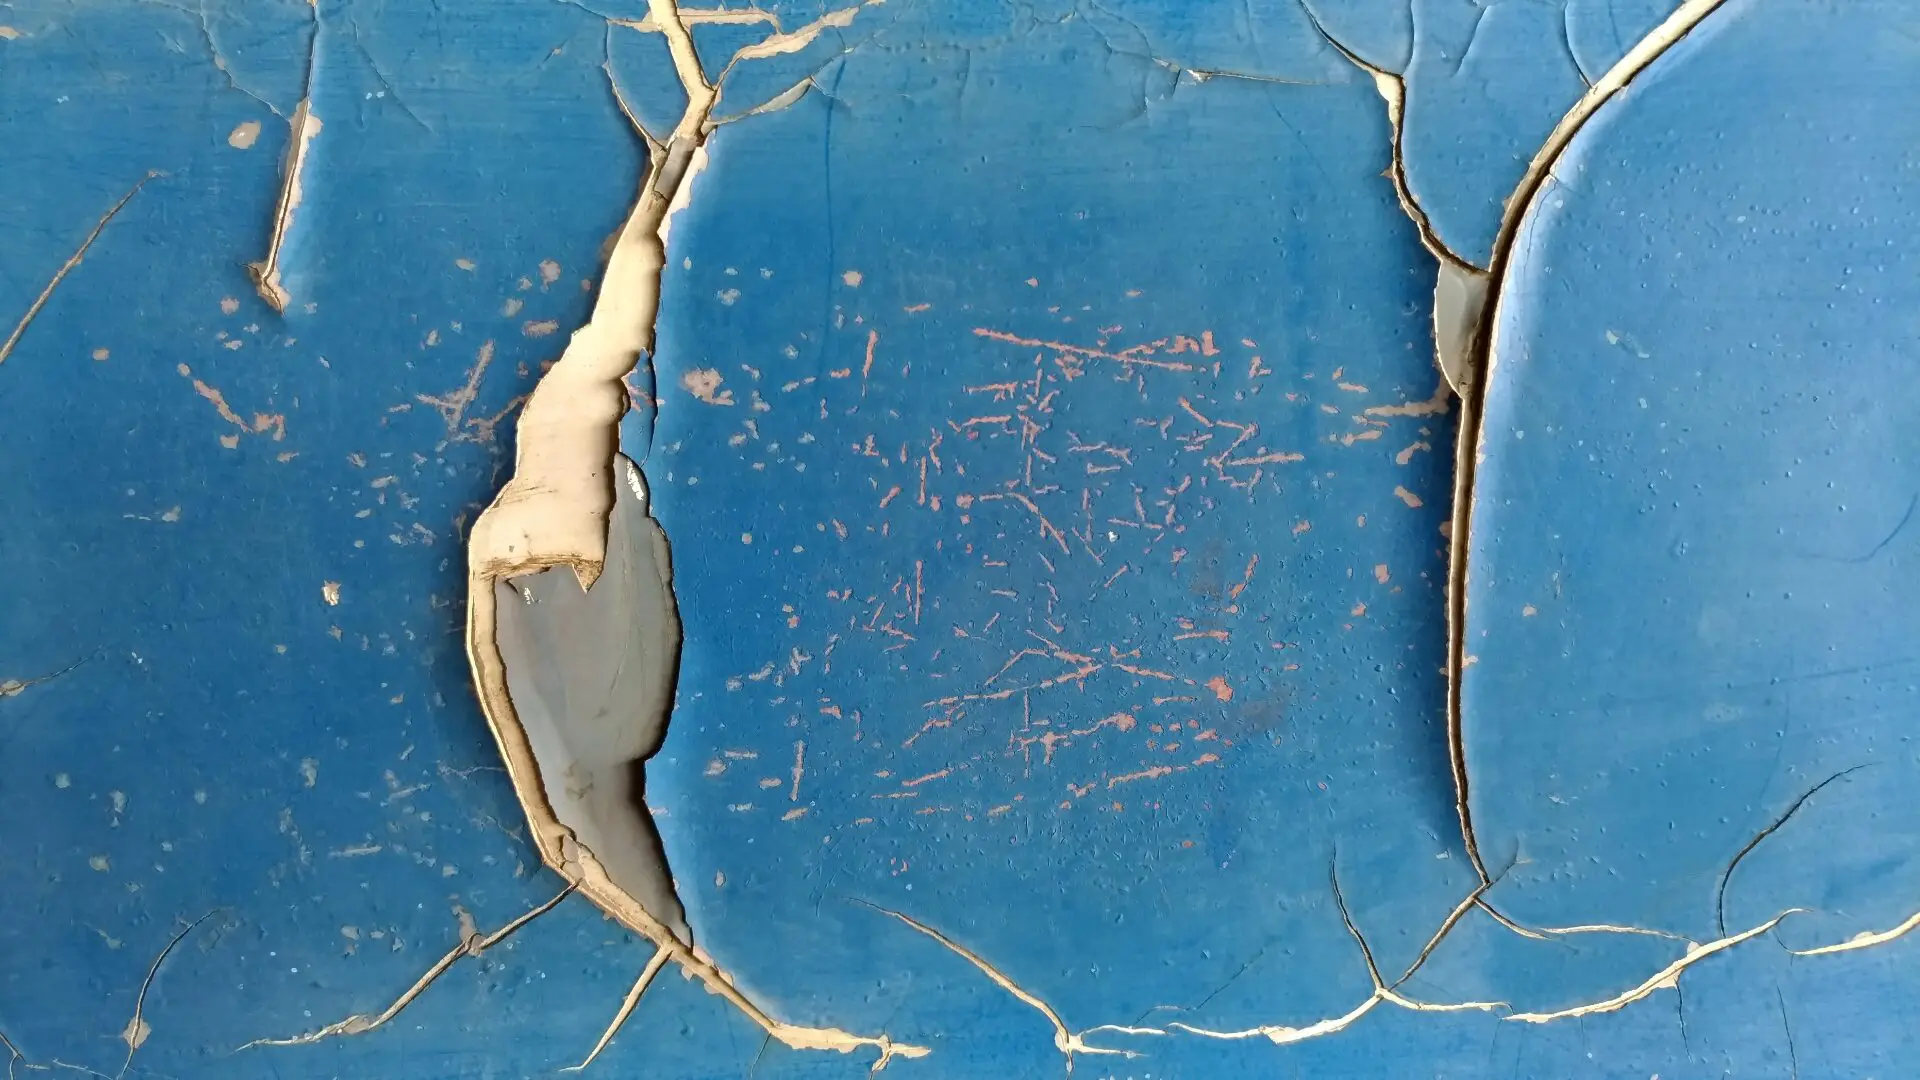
632;8;1483;1066
2;0;1917;1077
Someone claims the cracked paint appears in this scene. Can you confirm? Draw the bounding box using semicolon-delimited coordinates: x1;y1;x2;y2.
6;0;1920;1076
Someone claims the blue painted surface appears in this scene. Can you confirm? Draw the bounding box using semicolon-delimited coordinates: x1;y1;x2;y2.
1464;0;1920;1072
3;1;1916;1078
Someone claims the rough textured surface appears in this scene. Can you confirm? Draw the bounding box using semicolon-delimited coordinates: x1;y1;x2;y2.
4;1;1917;1077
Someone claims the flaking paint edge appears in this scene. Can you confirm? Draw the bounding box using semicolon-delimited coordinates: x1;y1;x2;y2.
460;0;924;1065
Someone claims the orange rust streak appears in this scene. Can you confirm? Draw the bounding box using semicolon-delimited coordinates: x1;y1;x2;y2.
973;327;1197;372
181;368;249;429
923;663;1102;707
1228;555;1258;599
975;491;1069;553
1107;766;1175;789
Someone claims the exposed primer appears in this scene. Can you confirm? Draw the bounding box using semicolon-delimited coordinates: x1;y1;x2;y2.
250;99;322;313
463;0;921;1067
1506;913;1792;1023
1431;261;1489;395
0;171;160;366
1436;0;1737;889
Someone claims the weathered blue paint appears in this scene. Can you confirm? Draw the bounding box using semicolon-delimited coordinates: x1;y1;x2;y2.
1463;3;1920;1071
3;1;1915;1078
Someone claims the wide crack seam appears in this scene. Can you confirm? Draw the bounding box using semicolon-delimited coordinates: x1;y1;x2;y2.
447;0;928;1069
431;0;1920;1067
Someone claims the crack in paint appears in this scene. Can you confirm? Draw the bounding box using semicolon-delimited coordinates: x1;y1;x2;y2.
0;654;94;700
2;911;217;1080
115;912;217;1079
460;0;926;1068
1168;865;1504;1046
0;1029;28;1080
444;0;1912;1065
1297;1;1489;395
566;945;673;1072
1716;765;1870;936
250;6;323;314
857;898;1163;1065
247;888;575;1048
1298;1;1473;275
1789;908;1920;957
865;864;1504;1062
863;855;1920;1059
0;172;161;367
1506;913;1794;1023
1441;0;1737;897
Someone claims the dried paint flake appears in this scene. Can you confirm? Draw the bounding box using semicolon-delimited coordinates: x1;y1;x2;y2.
682;368;736;405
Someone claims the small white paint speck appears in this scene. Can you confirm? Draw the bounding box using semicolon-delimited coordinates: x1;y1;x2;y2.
741;533;752;544
717;288;741;306
841;270;863;287
54;773;70;789
89;855;110;872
